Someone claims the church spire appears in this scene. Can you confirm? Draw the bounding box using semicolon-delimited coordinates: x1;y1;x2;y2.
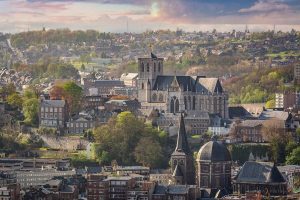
174;113;191;154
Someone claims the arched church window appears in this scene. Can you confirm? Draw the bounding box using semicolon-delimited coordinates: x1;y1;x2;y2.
147;63;150;72
184;96;187;110
141;63;144;72
175;99;179;113
170;98;175;114
159;93;163;102
141;83;144;89
188;96;191;110
154;63;156;72
152;93;157;102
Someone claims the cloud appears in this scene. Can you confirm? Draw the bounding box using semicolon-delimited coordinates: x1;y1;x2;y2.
0;0;300;33
239;0;290;13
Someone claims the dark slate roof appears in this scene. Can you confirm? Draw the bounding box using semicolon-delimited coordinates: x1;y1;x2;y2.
41;100;65;107
153;76;195;91
234;161;286;184
228;106;250;119
153;185;167;195
153;75;224;94
172;113;191;155
172;164;183;177
197;139;231;162
168;185;190;195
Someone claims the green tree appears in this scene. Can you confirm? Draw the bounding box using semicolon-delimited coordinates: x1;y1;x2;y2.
93;111;168;167
134;137;163;167
23;98;39;126
61;81;83;114
265;99;275;109
286;147;300;165
7;93;23;109
0;83;16;100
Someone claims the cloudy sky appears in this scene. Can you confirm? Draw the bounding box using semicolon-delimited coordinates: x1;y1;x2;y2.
0;0;300;33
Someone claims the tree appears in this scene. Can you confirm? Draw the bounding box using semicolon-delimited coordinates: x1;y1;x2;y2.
23;98;39;126
49;85;65;100
49;81;83;115
262;119;291;163
92;111;168;167
286;147;300;165
61;81;83;114
134;137;163;168
7;93;23;109
0;83;16;100
265;99;275;109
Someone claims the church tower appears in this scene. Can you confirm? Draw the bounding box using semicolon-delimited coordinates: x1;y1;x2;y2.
170;113;195;185
137;53;164;103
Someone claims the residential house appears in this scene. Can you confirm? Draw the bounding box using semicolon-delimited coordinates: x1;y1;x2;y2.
120;73;138;87
39;99;68;133
66;116;95;134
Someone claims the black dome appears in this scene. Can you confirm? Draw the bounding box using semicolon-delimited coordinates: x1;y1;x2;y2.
197;140;231;162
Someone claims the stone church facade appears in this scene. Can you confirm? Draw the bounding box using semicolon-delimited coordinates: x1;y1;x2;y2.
137;54;229;119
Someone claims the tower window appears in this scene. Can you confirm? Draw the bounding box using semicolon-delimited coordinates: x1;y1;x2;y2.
141;83;144;89
147;63;150;72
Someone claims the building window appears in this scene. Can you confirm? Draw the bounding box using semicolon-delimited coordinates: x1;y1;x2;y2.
147;63;149;72
193;96;196;110
141;83;144;90
158;62;161;72
159;93;163;102
152;93;157;102
175;99;179;113
170;98;175;114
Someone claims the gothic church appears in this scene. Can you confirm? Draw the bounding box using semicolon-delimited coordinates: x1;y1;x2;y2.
137;54;228;119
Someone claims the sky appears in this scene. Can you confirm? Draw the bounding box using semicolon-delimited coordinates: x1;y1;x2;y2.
0;0;300;33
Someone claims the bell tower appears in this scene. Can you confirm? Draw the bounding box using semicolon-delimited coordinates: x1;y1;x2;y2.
170;113;195;185
137;53;164;103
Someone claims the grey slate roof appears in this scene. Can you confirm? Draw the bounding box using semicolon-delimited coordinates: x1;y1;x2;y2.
259;110;291;121
239;120;264;128
41;100;65;107
197;140;231;162
234;161;286;184
152;75;223;93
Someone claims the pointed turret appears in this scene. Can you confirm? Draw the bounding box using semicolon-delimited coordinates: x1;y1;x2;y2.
174;113;191;155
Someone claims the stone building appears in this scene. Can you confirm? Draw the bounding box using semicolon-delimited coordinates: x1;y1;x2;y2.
39;99;68;133
137;53;228;119
170;114;195;185
233;161;287;196
196;137;232;198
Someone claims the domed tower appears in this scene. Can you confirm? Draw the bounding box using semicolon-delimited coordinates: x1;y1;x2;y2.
196;137;232;196
170;113;195;185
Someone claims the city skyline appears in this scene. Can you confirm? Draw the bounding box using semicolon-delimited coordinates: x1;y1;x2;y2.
0;0;300;33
